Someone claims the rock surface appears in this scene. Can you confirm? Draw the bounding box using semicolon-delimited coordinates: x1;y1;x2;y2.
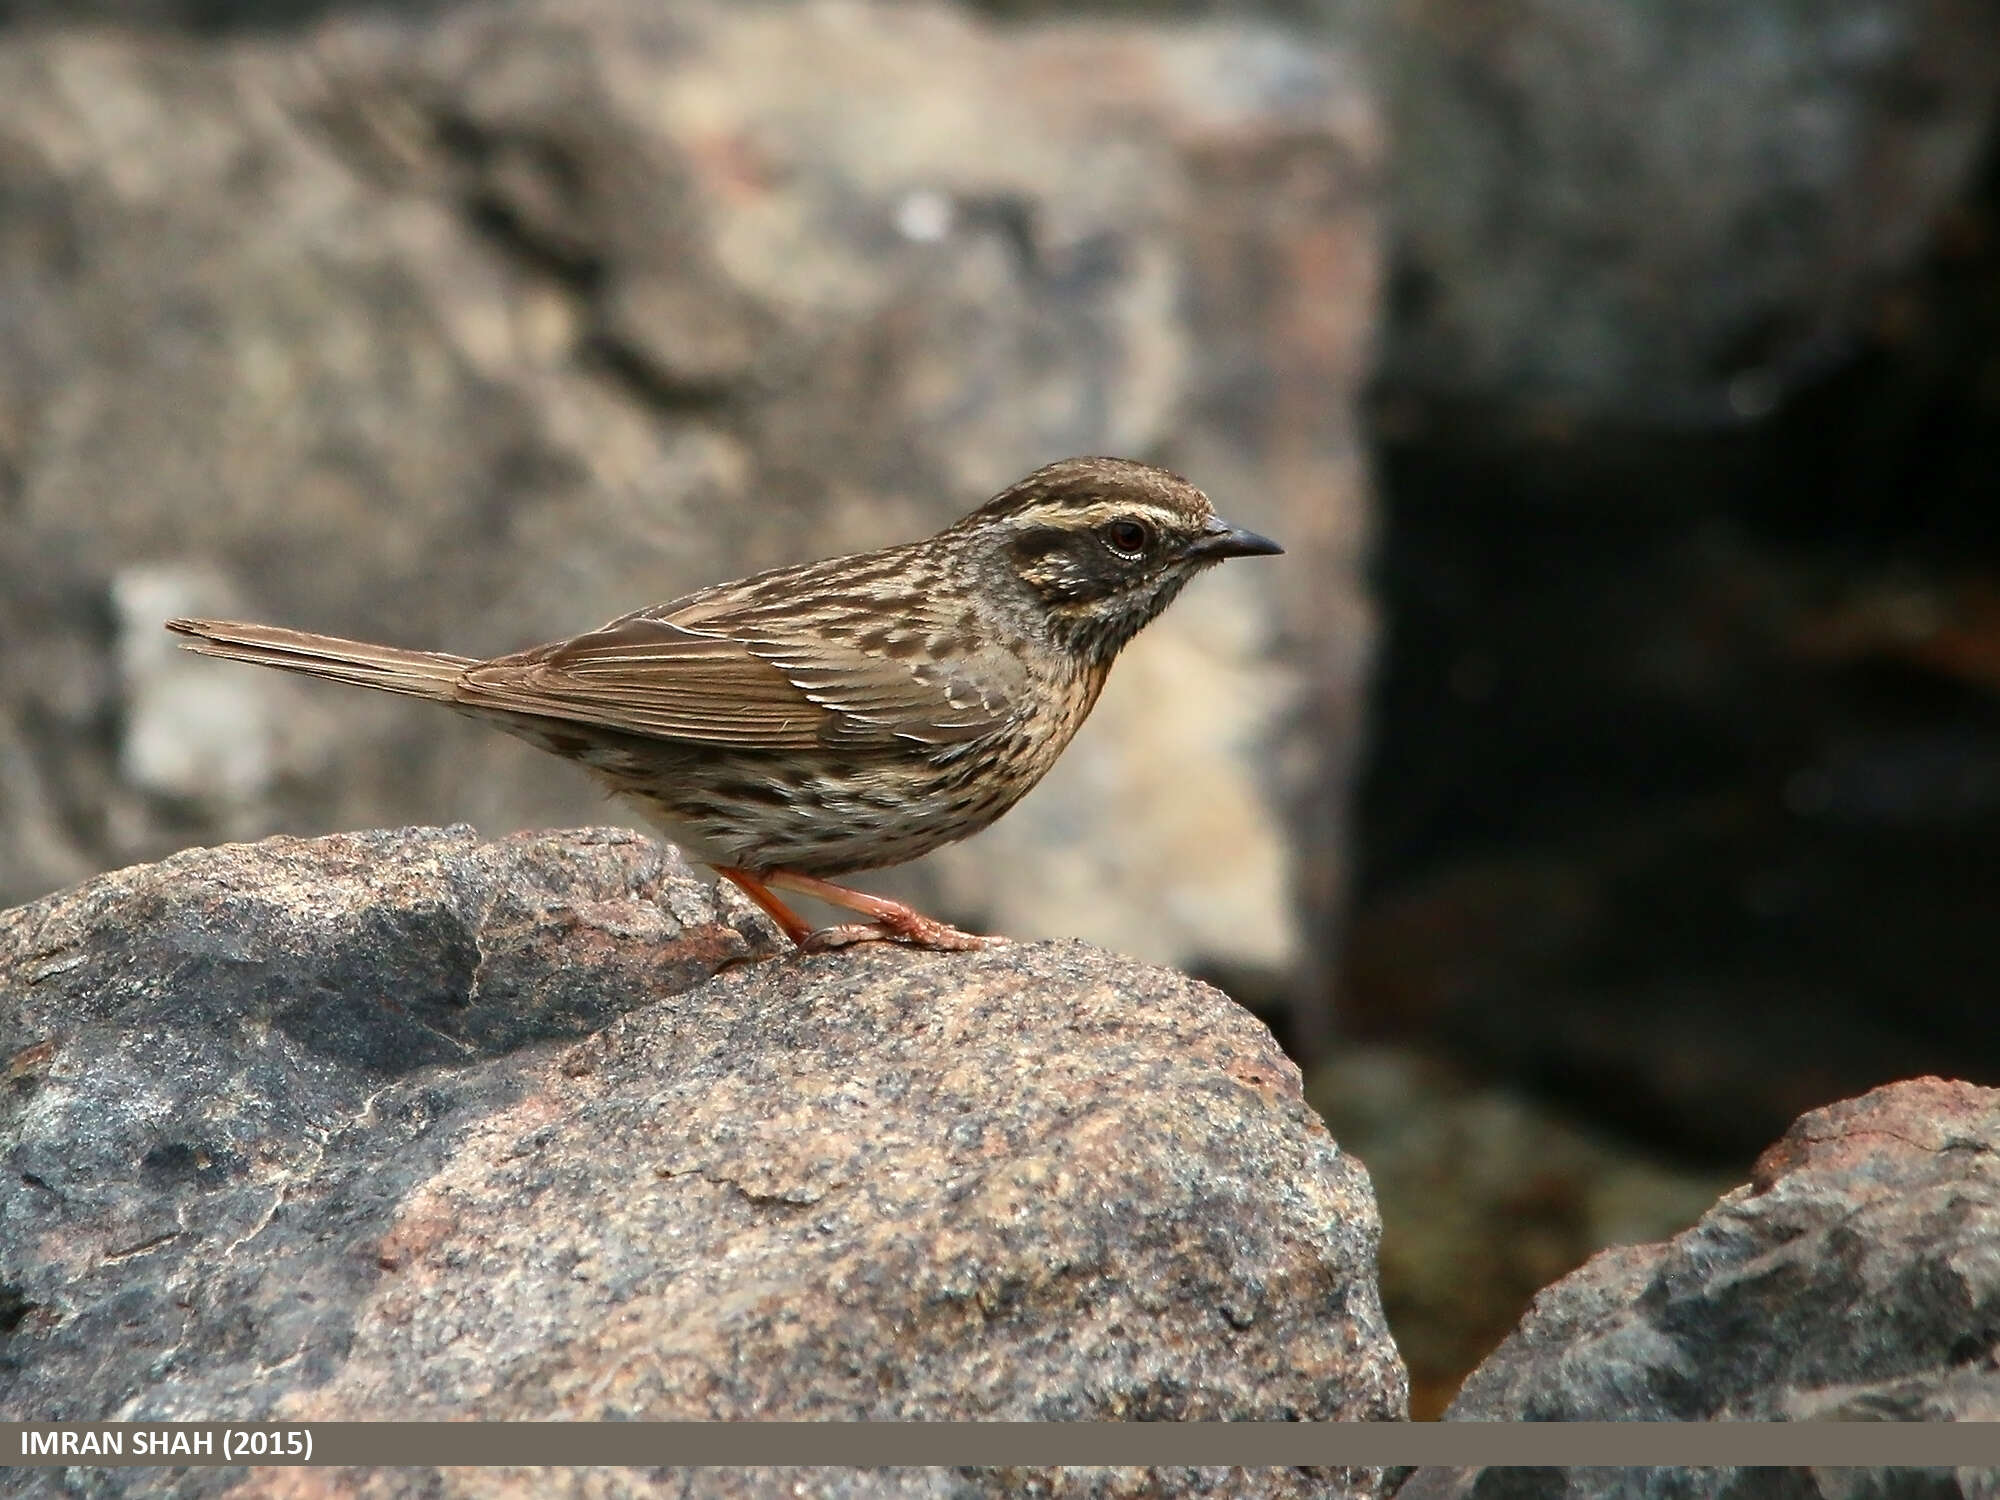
256;1473;1392;1500
1398;1078;2000;1500
0;0;1381;1028
1;827;1407;1496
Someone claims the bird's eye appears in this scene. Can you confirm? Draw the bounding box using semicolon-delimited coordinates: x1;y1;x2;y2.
1101;518;1151;557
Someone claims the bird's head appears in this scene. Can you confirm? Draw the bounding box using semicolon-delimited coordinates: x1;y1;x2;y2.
955;457;1283;663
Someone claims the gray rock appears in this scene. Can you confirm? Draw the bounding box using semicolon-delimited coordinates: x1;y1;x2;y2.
983;0;2000;423
253;1469;1379;1500
1367;0;2000;423
1;827;1407;1497
0;0;1382;1029
0;0;418;26
1398;1078;2000;1500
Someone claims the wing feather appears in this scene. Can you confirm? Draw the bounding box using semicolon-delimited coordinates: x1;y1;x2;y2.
459;618;829;747
455;576;1025;750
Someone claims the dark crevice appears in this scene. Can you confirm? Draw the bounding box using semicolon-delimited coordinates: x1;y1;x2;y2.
0;0;459;37
575;334;737;414
461;196;607;297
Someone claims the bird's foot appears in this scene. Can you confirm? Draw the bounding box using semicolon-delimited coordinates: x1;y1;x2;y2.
799;912;991;954
717;865;991;955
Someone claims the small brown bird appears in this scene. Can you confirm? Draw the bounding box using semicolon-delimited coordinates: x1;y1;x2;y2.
167;457;1281;952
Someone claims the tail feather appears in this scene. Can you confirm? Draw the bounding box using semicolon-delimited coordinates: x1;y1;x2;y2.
164;618;475;702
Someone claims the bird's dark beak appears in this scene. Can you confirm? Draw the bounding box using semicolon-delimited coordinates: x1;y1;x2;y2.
1184;516;1284;562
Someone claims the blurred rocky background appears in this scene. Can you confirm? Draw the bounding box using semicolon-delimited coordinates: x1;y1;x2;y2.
4;0;2000;1424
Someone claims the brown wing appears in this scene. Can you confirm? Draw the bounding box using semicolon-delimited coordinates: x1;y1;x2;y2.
458;615;832;747
742;632;1026;747
456;568;1025;750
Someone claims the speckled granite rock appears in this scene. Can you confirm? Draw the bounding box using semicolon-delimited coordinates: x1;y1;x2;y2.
1;827;1406;1500
250;1469;1369;1500
1398;1078;2000;1500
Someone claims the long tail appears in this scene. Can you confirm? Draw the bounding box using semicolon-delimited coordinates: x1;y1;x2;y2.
164;618;476;701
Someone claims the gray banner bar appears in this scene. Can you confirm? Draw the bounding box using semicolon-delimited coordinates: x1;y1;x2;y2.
7;1422;2000;1468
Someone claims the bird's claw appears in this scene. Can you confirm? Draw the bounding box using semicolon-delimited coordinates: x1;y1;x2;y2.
799;918;991;954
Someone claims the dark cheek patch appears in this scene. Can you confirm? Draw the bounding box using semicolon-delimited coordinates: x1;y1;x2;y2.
1011;529;1069;565
1014;528;1155;607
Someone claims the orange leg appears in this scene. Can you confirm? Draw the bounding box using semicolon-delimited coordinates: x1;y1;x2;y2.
714;867;989;954
714;867;816;947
